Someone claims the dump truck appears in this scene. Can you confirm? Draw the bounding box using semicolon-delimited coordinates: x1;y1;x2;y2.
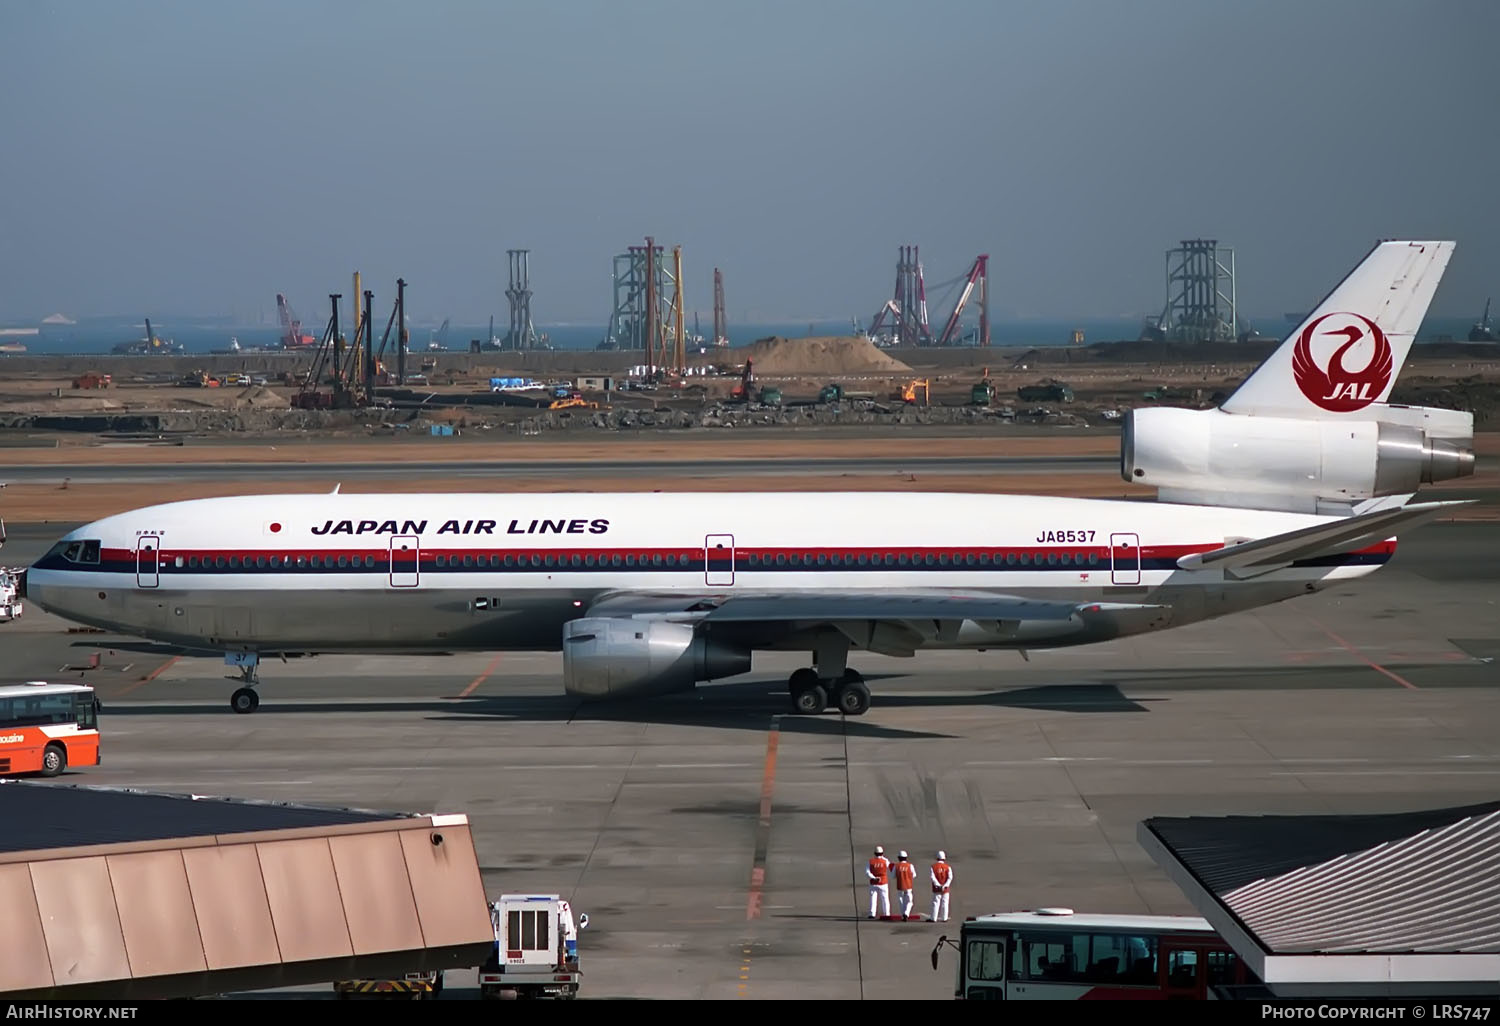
817;383;876;404
1016;382;1073;403
478;895;586;1000
757;385;783;406
71;372;111;390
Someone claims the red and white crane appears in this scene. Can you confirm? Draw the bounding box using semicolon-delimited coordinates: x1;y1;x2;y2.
936;254;989;346
276;294;318;349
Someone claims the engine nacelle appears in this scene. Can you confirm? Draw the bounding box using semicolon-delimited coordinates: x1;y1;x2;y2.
1122;406;1474;513
562;618;751;699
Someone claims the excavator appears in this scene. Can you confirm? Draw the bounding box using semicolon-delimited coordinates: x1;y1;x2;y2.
890;378;930;405
729;358;755;402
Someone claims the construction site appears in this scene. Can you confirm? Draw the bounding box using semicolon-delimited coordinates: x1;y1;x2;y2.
1;237;1497;445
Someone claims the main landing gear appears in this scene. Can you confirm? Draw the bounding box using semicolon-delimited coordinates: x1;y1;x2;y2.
788;668;871;716
227;653;260;714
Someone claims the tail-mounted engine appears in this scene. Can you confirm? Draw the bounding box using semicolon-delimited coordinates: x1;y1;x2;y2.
1122;405;1474;513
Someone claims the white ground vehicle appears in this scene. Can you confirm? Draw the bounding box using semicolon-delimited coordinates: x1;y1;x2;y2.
478;895;586;1000
0;568;23;622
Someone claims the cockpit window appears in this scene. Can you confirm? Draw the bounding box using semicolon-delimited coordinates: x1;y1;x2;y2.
46;540;102;564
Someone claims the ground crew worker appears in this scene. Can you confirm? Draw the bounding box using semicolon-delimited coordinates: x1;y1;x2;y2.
930;851;953;922
895;851;916;920
866;845;891;919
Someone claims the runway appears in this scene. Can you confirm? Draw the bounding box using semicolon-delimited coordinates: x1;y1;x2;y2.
1;524;1496;999
0;454;1116;485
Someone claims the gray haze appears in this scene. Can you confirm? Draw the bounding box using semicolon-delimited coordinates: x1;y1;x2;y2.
1;0;1496;324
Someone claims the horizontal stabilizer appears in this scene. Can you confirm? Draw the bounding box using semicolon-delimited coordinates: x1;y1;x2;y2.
1177;501;1474;572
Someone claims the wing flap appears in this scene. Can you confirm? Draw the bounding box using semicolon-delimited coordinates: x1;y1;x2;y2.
1177;500;1474;572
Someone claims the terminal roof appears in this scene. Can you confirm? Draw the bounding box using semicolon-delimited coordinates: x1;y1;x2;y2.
0;781;405;854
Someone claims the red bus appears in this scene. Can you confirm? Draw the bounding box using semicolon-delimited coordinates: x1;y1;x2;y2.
0;682;101;777
933;908;1260;1000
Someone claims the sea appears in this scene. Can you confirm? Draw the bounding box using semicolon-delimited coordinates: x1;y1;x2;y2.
0;313;1485;356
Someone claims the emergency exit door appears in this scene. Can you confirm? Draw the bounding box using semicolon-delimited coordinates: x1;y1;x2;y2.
136;536;160;589
705;534;735;586
1110;532;1141;585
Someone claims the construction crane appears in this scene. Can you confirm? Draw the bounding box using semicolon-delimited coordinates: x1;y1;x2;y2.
868;246;931;345
936;254;990;346
276;294;317;349
712;268;730;347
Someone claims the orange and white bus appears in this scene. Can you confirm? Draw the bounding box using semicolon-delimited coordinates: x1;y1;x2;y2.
0;682;101;778
933;908;1260;1000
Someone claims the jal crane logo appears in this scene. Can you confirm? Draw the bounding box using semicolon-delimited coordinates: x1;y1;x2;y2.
1291;312;1394;412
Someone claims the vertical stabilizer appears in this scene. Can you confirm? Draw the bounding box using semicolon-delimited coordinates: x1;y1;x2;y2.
1220;241;1454;417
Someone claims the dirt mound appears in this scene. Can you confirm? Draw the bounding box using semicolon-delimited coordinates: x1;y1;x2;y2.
233;385;290;409
739;335;912;376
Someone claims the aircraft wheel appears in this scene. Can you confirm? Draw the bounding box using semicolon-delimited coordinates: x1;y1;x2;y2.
231;687;259;714
835;679;871;716
791;683;827;715
787;667;818;694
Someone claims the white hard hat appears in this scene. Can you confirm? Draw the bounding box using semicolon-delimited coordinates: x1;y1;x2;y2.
937;851;946;860
874;845;883;854
899;850;908;859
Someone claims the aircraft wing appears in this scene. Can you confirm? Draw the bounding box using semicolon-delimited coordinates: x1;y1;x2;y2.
584;589;1170;654
1176;500;1474;572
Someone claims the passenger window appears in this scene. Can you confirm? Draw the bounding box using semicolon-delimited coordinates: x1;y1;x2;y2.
296;556;308;569
255;556;266;569
584;555;596;567
336;555;348;568
504;554;515;567
463;555;475;567
775;554;786;566
228;556;241;569
651;554;662;567
571;554;582;567
938;554;950;566
474;597;490;610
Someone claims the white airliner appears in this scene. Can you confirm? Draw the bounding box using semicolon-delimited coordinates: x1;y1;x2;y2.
23;241;1476;716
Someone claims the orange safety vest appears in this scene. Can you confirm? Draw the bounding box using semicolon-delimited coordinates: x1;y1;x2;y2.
895;861;915;891
867;856;890;885
932;862;952;893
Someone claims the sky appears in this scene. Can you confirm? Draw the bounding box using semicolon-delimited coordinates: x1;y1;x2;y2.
1;0;1497;326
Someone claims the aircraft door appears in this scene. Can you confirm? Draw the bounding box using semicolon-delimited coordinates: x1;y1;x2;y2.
136;535;160;588
390;535;420;588
1110;532;1141;585
705;534;735;586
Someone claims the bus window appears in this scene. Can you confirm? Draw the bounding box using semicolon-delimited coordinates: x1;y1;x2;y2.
1167;948;1200;989
76;695;98;730
1206;948;1250;986
966;940;1005;982
5;694;78;726
1017;932;1157;985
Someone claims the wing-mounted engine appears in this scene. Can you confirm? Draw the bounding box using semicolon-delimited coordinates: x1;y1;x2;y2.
1121;406;1474;514
562;618;750;699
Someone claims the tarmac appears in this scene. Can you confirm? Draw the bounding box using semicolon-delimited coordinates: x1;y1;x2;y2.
1;523;1497;1000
